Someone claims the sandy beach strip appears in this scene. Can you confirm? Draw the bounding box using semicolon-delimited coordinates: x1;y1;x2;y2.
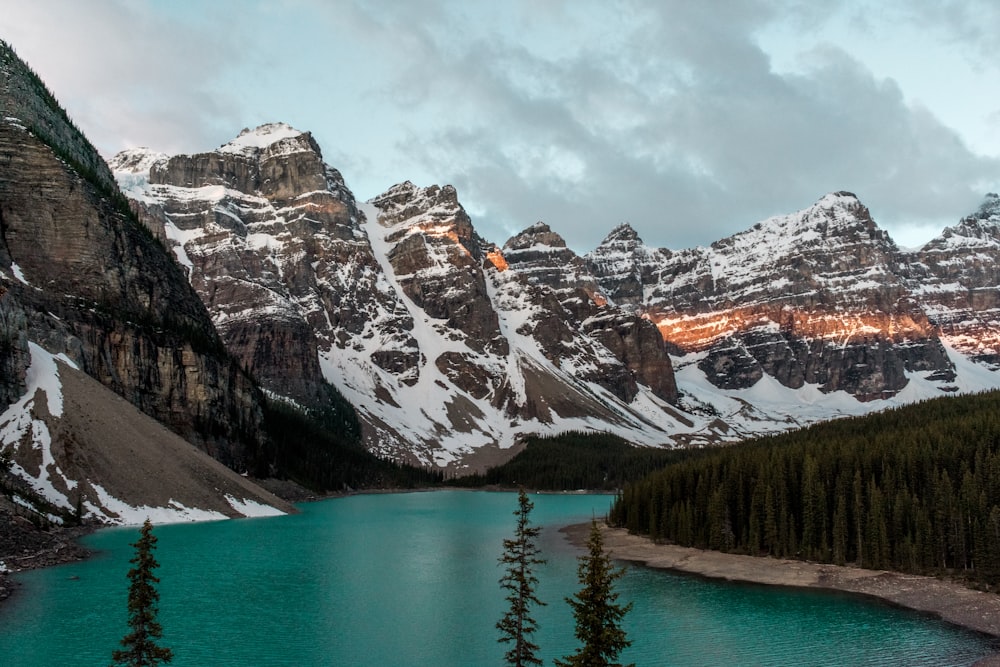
562;522;1000;647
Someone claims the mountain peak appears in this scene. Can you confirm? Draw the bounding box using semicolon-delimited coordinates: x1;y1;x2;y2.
504;222;568;251
219;122;308;155
108;147;169;176
600;223;641;246
973;193;1000;222
807;191;873;223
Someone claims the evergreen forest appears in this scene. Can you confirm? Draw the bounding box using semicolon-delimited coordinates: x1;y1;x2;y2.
456;431;707;491
258;389;442;492
610;390;1000;587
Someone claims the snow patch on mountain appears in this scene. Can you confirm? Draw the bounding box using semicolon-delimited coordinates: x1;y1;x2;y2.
1;344;288;525
220;122;304;155
1;343;77;515
85;483;229;525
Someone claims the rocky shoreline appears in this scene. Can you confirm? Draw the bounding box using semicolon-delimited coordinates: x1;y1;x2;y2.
0;510;94;606
563;523;1000;665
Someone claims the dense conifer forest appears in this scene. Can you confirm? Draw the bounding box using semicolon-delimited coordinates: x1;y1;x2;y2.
455;432;708;490
609;390;1000;586
259;391;442;491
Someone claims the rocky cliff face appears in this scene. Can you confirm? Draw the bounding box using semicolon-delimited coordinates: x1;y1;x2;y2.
500;223;676;404
0;120;262;467
0;40;287;522
372;181;506;357
113;124;395;414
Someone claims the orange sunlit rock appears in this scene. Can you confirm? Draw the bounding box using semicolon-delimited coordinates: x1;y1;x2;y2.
647;306;939;353
486;249;508;271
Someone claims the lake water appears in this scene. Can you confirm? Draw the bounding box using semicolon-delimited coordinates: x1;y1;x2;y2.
0;490;995;666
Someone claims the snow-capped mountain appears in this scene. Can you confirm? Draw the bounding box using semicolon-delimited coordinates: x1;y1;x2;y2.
114;132;685;470
113;124;1000;470
910;193;1000;370
588;192;953;400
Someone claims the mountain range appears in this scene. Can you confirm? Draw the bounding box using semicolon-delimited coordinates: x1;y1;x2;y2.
111;122;1000;467
2;40;1000;523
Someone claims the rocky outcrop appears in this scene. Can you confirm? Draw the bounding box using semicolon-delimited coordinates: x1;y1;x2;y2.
584;223;669;307
501;223;677;404
0;289;29;408
372;182;506;356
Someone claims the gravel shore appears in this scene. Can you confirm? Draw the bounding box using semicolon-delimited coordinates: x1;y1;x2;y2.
563;523;1000;663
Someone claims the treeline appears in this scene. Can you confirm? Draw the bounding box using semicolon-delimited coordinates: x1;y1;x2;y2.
456;431;707;490
257;387;442;491
610;390;1000;586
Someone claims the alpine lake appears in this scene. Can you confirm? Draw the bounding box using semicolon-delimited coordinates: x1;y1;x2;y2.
0;490;995;666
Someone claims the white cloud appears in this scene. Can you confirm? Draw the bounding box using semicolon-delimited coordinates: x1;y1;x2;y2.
2;0;244;154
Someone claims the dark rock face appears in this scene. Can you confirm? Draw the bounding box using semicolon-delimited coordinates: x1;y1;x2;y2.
374;182;506;356
698;339;764;390
504;222;607;322
500;223;678;405
0;55;264;468
0;290;29;408
585;313;678;403
584;223;669;307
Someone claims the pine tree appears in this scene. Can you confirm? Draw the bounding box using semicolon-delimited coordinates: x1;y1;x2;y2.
497;488;547;666
111;518;173;667
556;520;633;667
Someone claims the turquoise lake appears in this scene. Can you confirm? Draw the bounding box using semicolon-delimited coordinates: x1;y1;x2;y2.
0;490;996;666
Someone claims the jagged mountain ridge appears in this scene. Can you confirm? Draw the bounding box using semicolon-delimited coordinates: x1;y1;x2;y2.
114;123;1000;470
911;193;1000;370
115;127;685;469
587;192;954;400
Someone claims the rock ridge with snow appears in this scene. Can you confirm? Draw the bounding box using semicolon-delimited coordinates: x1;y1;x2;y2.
113;123;1000;470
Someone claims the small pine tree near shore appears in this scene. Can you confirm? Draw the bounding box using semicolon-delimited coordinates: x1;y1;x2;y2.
110;518;173;667
556;519;633;667
497;488;547;666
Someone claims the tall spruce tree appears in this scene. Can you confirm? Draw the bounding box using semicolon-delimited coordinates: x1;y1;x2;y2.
497;488;547;666
111;518;173;667
556;520;633;667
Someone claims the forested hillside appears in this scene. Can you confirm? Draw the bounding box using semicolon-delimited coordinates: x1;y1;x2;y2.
455;432;706;490
610;391;1000;586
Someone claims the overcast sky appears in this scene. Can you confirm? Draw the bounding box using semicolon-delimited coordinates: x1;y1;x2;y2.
4;0;1000;252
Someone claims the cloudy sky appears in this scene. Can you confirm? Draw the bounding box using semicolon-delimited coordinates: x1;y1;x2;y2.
4;0;1000;251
